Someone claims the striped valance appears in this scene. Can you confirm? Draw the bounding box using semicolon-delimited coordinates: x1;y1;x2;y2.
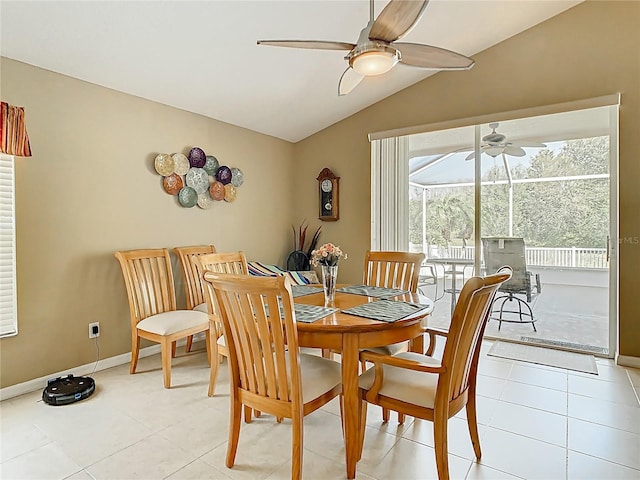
1;101;32;157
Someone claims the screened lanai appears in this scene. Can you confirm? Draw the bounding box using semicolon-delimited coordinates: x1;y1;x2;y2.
407;106;614;355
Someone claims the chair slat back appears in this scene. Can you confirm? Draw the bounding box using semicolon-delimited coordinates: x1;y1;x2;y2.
364;251;425;292
196;251;248;276
439;267;512;402
173;245;216;309
204;273;302;405
115;249;177;325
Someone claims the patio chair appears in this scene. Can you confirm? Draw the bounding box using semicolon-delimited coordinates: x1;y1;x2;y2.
481;237;542;331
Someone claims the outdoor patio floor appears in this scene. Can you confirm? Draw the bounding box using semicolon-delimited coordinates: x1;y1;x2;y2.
420;281;610;356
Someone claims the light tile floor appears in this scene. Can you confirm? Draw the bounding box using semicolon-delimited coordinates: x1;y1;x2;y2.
1;341;639;480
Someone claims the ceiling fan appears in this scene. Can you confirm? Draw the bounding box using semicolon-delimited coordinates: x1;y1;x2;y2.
257;0;475;96
464;123;547;160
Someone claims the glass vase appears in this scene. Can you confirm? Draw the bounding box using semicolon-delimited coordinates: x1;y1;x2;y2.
321;264;338;307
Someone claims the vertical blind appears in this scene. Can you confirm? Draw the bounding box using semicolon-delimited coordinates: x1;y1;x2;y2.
370;137;409;251
0;153;17;337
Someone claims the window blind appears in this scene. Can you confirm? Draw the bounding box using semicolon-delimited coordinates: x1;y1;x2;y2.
370;137;409;251
0;153;17;337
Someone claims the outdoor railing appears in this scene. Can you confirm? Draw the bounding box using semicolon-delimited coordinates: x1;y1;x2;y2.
415;245;608;269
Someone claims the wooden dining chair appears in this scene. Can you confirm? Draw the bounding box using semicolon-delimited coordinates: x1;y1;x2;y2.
363;250;426;292
357;267;512;480
194;251;249;398
360;251;425;357
173;244;216;353
203;272;342;480
360;250;426;421
114;248;211;388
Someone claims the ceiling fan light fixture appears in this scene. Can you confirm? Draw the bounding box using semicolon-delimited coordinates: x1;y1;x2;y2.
349;45;399;76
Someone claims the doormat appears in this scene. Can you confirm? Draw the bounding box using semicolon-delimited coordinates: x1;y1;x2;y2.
519;336;609;356
488;341;598;375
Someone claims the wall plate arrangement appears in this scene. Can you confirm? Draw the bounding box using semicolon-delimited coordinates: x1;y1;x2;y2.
154;147;244;209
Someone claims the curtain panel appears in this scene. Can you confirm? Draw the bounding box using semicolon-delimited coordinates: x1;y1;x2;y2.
0;102;32;157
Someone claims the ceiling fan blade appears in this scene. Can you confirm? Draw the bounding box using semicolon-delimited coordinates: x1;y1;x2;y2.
369;0;429;43
257;40;355;51
338;67;364;96
503;145;526;157
511;140;548;148
394;43;475;69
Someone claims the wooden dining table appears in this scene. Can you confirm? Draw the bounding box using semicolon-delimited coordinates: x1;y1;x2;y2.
293;286;434;479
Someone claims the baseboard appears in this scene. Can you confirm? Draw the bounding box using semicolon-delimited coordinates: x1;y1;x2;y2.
0;342;168;401
615;354;640;369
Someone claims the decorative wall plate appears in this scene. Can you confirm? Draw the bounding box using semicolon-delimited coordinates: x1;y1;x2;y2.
204;155;219;176
197;193;214;209
216;165;232;184
178;186;198;207
224;183;237;202
154;153;174;176
231;167;244;187
188;147;206;168
172;153;190;175
152;146;244;209
185;167;209;194
163;173;183;195
210;181;225;201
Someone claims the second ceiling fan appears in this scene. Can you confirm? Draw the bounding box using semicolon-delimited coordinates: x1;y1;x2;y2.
258;0;475;96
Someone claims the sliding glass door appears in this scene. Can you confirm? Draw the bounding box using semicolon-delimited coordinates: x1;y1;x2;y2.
403;106;617;356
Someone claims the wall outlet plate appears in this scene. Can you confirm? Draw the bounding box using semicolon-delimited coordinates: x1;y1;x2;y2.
89;322;100;339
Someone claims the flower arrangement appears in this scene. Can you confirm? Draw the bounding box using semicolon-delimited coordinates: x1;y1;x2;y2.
310;243;347;267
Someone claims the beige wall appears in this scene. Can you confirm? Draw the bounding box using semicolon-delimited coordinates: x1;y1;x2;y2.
2;1;639;389
0;58;295;387
293;2;640;357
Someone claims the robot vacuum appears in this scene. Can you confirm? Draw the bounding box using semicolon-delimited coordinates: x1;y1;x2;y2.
42;374;95;406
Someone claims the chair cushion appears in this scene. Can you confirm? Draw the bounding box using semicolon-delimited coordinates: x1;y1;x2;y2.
358;352;441;409
193;303;208;313
137;310;208;336
296;353;342;404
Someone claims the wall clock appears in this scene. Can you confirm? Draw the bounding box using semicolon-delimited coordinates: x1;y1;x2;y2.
316;167;339;221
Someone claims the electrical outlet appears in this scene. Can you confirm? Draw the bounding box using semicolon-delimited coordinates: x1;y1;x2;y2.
89;322;100;338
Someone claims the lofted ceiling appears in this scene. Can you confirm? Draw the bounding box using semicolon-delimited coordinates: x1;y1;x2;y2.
0;1;582;143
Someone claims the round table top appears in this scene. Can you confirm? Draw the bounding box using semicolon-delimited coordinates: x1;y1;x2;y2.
293;286;434;333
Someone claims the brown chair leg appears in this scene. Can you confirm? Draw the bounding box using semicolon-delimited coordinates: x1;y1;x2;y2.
226;397;242;468
185;334;194;353
161;339;172;389
382;407;390;423
433;409;450;480
244;405;253;423
208;332;220;397
291;410;304;480
466;394;482;459
397;412;406;424
130;335;140;374
171;340;177;358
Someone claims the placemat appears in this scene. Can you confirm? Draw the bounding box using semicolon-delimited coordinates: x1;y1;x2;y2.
291;285;323;298
337;284;409;299
294;304;338;323
341;300;427;323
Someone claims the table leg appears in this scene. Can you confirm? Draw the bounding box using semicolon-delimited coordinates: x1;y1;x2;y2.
342;333;359;479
